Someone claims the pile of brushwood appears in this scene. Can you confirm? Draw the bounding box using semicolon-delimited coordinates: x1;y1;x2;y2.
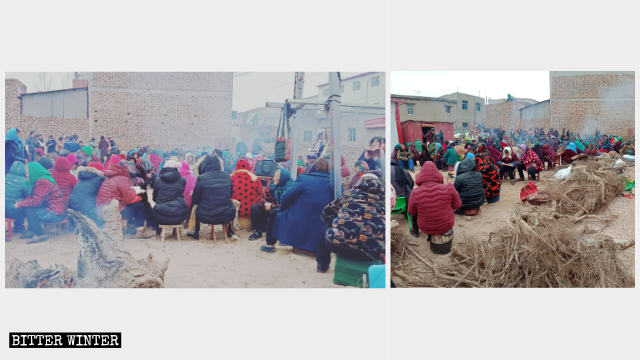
6;200;169;288
392;158;635;288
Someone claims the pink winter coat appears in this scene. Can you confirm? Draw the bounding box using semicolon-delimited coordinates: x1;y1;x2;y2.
179;161;196;207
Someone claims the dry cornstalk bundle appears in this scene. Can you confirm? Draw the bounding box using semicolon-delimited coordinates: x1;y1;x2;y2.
547;164;624;216
391;163;633;288
392;215;633;288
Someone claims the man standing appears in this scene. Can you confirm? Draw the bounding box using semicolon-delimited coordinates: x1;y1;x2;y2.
46;135;57;157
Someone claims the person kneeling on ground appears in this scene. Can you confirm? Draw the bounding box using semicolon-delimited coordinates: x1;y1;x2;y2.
151;160;189;232
190;155;237;240
316;175;385;273
97;160;155;238
69;162;105;227
248;168;291;241
5;161;30;236
261;158;333;254
453;158;485;216
15;162;67;244
408;162;462;254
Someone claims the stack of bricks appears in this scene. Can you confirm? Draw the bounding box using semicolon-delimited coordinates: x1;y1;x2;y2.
5;79;26;130
88;72;233;152
550;72;635;136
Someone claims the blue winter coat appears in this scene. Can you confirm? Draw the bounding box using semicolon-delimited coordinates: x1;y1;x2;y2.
5;161;29;208
69;166;105;226
272;171;333;252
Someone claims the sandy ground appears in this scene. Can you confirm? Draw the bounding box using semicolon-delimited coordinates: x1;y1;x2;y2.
5;225;342;288
391;163;635;286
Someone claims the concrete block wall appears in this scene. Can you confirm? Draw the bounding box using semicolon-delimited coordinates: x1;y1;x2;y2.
550;71;634;136
5;79;27;130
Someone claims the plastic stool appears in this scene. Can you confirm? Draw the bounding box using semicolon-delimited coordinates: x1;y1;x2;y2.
367;264;386;288
333;256;380;287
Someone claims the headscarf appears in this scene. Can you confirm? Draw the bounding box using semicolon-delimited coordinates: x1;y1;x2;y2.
163;159;181;169
503;147;512;157
232;158;258;181
6;128;24;149
54;156;72;172
67;153;78;165
436;142;442;150
81;145;93;157
566;142;577;153
271;168;292;205
27;162;57;189
575;140;585;152
465;152;475;159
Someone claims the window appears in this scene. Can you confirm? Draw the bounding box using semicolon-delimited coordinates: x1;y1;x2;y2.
445;105;451;114
407;104;414;115
303;130;313;142
462;100;468;110
476;102;481;112
462;122;469;128
322;88;330;96
353;81;361;91
371;76;380;87
348;128;356;142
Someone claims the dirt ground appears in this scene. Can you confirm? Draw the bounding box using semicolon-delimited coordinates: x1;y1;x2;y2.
5;224;341;288
391;163;635;287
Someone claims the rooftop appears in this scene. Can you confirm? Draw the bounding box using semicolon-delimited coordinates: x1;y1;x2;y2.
19;86;88;97
391;94;457;102
519;99;550;111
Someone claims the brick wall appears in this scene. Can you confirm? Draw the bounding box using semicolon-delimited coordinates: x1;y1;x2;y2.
5;79;26;130
550;72;635;136
18;115;90;142
485;101;532;129
88;72;233;152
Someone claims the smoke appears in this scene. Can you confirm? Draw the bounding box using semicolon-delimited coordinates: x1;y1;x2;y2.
580;75;634;137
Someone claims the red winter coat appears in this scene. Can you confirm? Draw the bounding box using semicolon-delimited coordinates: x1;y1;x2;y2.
97;162;138;211
50;156;78;203
408;162;462;235
522;149;544;172
16;179;66;215
231;159;264;218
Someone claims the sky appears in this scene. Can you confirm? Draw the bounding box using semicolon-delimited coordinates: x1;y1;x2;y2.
6;72;75;93
6;72;362;112
232;72;362;112
391;71;550;102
